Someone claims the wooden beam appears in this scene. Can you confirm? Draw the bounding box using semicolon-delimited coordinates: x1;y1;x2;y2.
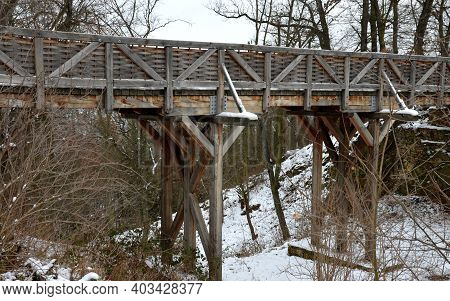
386;59;409;85
158;119;188;154
183;152;196;266
217;49;225;114
380;119;395;142
377;58;385;111
181;116;214;156
296;115;317;141
263;52;271;111
161;119;174;265
49;42;101;78
438;62;446;107
320;116;344;144
350;58;379;85
227;49;263;82
409;60;416;106
349;113;374;147
305;54;313;110
336;122;349;252
176;49;216;81
165;46;173;113
314;55;343;85
273;54;305;83
416;61;441;86
34;38;45;109
169;201;184;242
105;43;114;113
209;122;224;281
0;48;31;77
311;117;323;248
189;193;212;260
342;56;350;110
223;125;245;155
116;43;165;81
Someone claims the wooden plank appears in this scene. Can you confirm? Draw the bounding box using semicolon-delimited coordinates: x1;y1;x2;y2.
416;61;441;86
386;59;409;85
183;154;196;263
305;54;313;110
49;42;101;78
105;43;114;112
349;113;374;147
227;49;263;82
311;117;323;248
223;125;245;155
181;116;214;156
350;58;379;85
342;56;350;110
0;49;31;77
263;52;271;111
377;59;385;111
161;119;174;264
176;48;216;81
189;193;212;260
116;43;165;81
296;115;317;141
314;55;343;85
158;120;188;154
217;49;225;114
320;116;344;144
165;46;173;113
272;54;305;83
409;60;416;106
34;38;45;109
209;123;224;281
380;119;395;142
438;62;446;107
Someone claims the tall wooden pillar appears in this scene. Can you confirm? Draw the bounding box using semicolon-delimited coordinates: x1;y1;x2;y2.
209;122;224;280
365;119;380;278
183;140;196;268
161;119;173;264
311;117;323;248
336;118;350;252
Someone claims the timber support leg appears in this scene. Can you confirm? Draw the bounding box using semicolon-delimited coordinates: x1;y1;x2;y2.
183;139;196;270
209;122;224;280
311;117;323;249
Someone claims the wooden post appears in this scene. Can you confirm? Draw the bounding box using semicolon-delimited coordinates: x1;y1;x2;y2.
34;38;45;109
263;52;271;111
311;117;323;248
183;139;196;269
217;49;225;114
336;118;350;252
161;119;174;264
305;54;313;110
377;59;385;111
165;47;173;113
209;122;224;280
409;60;416;107
342;56;350;111
366;118;380;279
105;43;114;113
438;62;446;108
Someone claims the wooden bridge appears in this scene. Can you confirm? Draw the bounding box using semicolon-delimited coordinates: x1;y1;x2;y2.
0;27;449;280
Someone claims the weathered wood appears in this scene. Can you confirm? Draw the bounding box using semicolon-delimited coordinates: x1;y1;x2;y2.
209;122;224;280
217;49;225;114
311;117;323;248
349;113;374;147
416;61;441;86
305;55;313;110
0;49;31;77
183;148;196;267
189;193;211;260
320;116;344;144
49;42;101;78
105;43;114;112
263;52;271;111
342;56;350;110
223;125;245;155
380;119;395;142
273;54;305;83
116;43;165;81
158;119;188;154
377;59;385;111
386;59;409;85
227;49;263;82
176;48;216;81
314;55;343;85
409;60;417;106
161;119;174;264
181;116;214;156
336;121;349;252
350;59;379;85
165;47;173;113
438;62;446;107
34;38;45;109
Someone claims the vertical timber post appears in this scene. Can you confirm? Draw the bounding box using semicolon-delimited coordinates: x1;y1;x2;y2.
161;119;173;265
438;62;446;108
409;60;416;107
336;117;350;252
34;38;45;110
311;117;323;248
263;52;271;112
183;139;196;269
105;43;114;113
165;47;173;113
305;54;313;110
209;122;224;280
366;119;380;279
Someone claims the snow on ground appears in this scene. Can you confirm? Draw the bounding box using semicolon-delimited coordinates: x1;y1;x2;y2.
398;118;450;131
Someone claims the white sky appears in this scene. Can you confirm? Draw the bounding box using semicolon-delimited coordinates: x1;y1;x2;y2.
150;0;254;43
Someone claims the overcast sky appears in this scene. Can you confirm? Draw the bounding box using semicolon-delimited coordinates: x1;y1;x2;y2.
150;0;254;43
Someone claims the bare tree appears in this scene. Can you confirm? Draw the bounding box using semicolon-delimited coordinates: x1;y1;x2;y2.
413;0;434;54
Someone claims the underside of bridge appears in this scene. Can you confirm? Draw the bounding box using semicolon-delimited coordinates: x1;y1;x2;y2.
0;27;449;280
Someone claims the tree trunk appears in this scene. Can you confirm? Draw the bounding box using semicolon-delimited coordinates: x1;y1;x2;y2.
392;0;399;54
361;0;370;52
315;0;331;50
370;0;378;52
437;0;449;56
413;0;434;55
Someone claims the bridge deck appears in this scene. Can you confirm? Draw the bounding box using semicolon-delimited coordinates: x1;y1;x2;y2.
0;26;449;116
